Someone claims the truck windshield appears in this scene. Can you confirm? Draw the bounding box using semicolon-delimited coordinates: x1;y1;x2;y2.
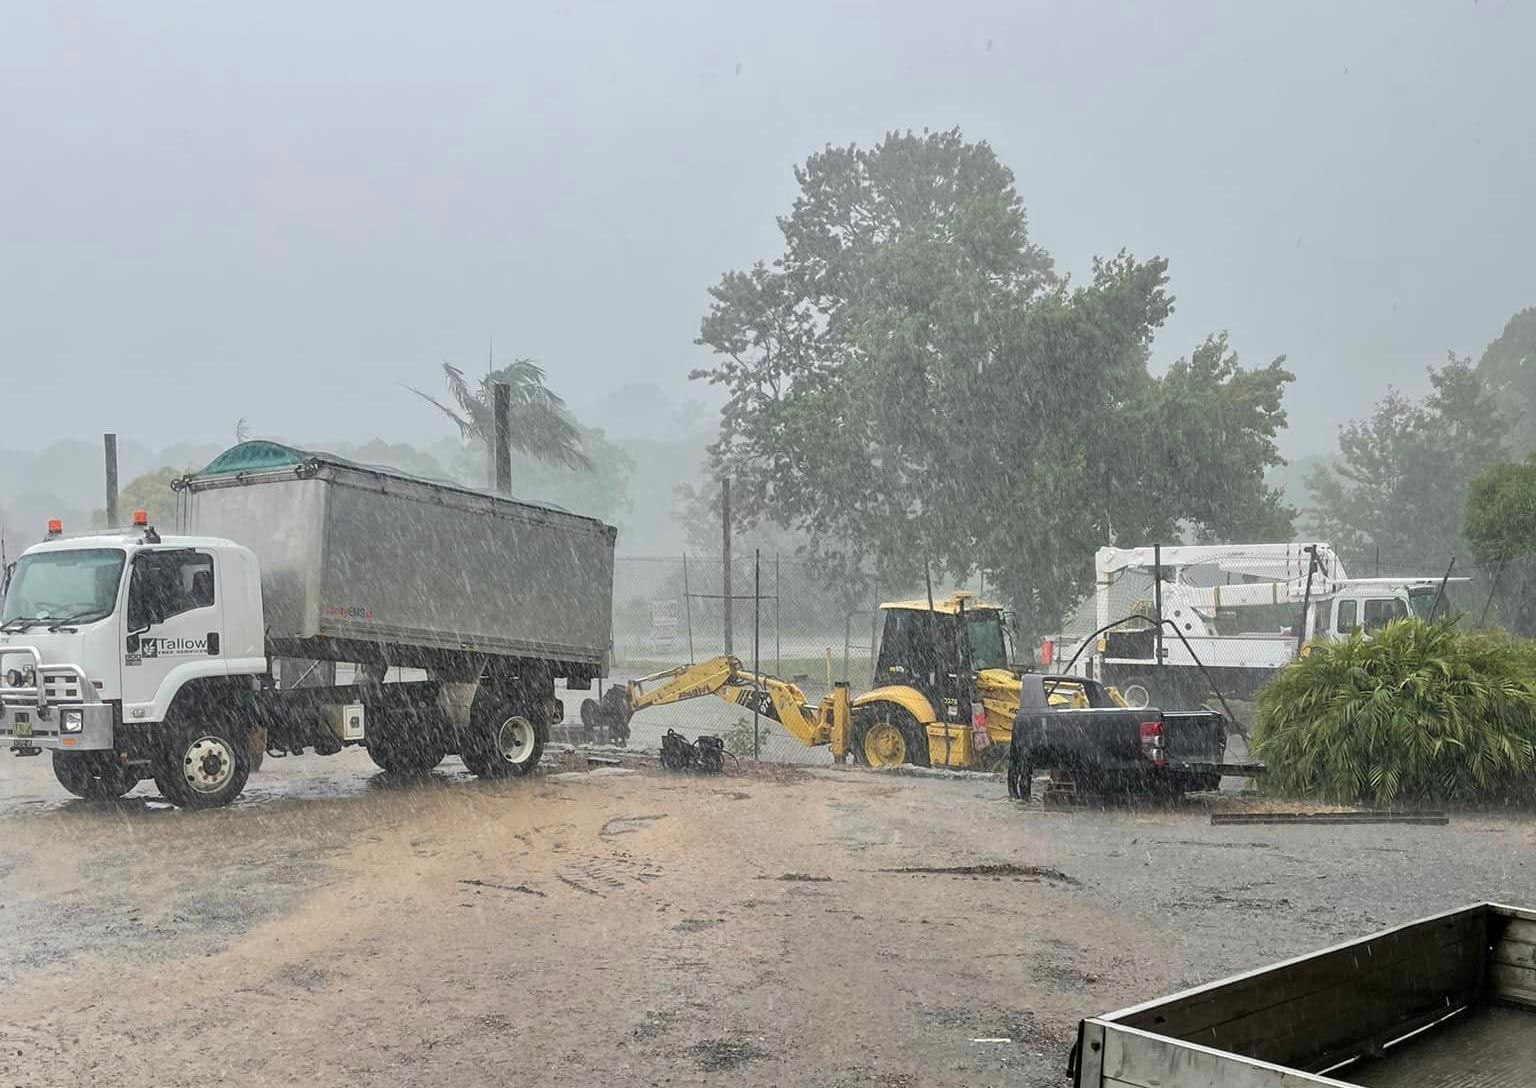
1408;587;1439;620
1;548;126;626
967;613;1009;670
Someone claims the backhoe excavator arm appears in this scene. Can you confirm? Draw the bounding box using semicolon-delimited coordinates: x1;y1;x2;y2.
581;655;842;749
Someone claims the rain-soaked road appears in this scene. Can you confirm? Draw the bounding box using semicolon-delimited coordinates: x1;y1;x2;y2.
3;737;1536;1087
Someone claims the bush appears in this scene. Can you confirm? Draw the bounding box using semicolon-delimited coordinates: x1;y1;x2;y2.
1253;618;1536;806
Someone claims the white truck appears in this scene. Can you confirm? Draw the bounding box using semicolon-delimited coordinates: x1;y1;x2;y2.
1058;543;1457;704
0;442;616;808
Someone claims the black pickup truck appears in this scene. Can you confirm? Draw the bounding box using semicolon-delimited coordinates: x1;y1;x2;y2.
1007;674;1253;800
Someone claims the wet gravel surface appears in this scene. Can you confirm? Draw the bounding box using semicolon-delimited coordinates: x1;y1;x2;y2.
2;745;1535;1086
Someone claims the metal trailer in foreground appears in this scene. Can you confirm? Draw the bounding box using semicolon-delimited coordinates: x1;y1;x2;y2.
0;441;616;807
1072;901;1536;1088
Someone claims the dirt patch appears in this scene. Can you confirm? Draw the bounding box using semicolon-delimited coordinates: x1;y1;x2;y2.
457;878;546;897
770;872;833;882
878;863;1080;884
600;813;668;836
671;917;723;932
631;1010;677;1040
690;1037;768;1072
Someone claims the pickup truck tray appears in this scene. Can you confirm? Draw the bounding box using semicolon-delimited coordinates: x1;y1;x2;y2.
1357;1005;1536;1087
1072;902;1536;1088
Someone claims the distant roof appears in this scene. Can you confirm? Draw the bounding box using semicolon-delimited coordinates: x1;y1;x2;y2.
189;441;571;514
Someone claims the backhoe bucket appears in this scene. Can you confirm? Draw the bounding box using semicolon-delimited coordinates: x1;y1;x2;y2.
579;686;633;746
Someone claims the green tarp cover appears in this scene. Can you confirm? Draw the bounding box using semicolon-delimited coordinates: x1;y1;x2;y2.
189;441;572;514
191;440;309;477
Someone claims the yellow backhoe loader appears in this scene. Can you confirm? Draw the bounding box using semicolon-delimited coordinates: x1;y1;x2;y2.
584;593;1118;769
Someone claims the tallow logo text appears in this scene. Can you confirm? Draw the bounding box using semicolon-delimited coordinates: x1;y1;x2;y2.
140;637;208;658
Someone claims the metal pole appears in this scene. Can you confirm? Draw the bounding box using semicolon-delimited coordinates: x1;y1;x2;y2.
1480;555;1507;628
923;559;938;688
1153;544;1164;672
1429;556;1457;621
1296;545;1319;656
775;552;781;677
722;477;732;655
492;383;512;496
682;553;696;661
843;611;851;682
753;548;761;759
104;434;119;528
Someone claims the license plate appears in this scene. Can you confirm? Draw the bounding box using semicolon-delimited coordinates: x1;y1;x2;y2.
12;716;31;737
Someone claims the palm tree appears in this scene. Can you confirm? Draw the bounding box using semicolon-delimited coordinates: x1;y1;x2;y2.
408;359;592;474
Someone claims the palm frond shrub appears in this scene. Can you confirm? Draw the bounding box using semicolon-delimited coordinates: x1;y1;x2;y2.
1253;618;1536;805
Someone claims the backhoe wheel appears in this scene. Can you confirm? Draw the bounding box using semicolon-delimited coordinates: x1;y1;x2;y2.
52;751;137;801
852;705;930;769
154;719;251;809
462;689;547;778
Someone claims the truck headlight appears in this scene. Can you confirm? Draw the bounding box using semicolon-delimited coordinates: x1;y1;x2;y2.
61;709;84;733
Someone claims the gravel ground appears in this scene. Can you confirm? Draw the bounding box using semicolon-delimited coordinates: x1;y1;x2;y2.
1;747;1533;1087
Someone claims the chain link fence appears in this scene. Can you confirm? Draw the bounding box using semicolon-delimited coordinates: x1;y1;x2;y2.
558;555;884;765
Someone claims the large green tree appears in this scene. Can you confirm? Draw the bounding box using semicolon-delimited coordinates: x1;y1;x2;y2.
1476;306;1536;454
1307;357;1508;566
1465;457;1536;633
693;129;1293;633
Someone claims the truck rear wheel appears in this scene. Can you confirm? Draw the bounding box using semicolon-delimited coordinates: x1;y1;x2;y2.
462;691;546;778
367;723;446;775
52;751;137;801
154;719;251;809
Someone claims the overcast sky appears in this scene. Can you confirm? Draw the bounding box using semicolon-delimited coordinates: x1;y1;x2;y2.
3;0;1532;457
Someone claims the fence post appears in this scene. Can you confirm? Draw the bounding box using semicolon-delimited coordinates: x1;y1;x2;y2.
775;552;781;677
722;478;732;654
1153;544;1164;673
682;553;695;662
753;549;761;759
103;433;119;529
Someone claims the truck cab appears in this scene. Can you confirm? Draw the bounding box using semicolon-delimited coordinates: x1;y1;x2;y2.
1;517;264;786
1305;579;1445;643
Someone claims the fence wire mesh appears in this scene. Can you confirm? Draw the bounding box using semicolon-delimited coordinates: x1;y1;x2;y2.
568;555;884;765
563;546;1525;764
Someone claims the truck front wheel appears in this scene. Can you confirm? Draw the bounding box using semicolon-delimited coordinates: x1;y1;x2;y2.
52;752;137;801
154;720;251;809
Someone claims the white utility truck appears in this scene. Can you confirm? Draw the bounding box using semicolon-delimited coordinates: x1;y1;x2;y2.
0;442;616;807
1058;542;1458;704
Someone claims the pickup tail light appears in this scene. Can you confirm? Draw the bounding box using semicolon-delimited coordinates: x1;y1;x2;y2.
1139;720;1166;766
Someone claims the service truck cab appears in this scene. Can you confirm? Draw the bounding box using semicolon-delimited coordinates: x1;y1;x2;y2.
1;517;264;803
